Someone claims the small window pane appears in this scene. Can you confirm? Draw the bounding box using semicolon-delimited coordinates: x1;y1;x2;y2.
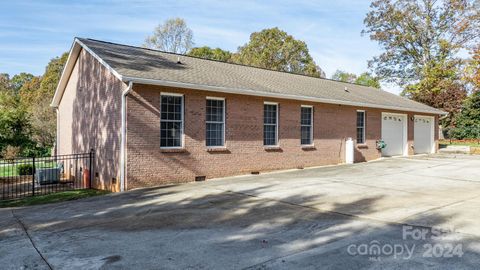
264;125;277;145
161;95;182;121
301;126;312;145
206;123;224;146
160;121;182;147
264;104;277;125
206;99;224;122
301;107;312;125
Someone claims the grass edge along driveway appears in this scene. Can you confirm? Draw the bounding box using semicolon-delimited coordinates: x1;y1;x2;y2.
0;189;110;208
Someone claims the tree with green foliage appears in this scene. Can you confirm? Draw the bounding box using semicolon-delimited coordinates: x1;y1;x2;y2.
363;0;479;86
0;52;67;157
364;0;479;125
355;72;381;88
232;27;324;77
331;70;381;88
37;53;68;97
0;73;11;92
144;18;194;54
19;76;42;108
0;91;33;157
449;91;480;138
466;45;480;91
402;59;468;126
29;53;68;148
188;46;232;62
10;73;34;93
331;70;357;83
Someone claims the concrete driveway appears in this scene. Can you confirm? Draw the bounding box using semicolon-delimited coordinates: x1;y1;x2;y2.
2;154;480;269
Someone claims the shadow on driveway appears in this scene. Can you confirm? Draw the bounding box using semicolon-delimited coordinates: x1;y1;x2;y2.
2;155;480;269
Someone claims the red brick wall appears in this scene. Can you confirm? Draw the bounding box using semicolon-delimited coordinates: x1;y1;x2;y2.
57;49;126;190
57;50;440;191
125;84;439;189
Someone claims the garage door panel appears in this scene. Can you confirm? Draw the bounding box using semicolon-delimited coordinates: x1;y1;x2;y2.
381;114;406;157
414;116;434;154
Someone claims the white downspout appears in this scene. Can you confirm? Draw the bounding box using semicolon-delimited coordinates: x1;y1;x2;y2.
55;107;59;156
120;82;133;192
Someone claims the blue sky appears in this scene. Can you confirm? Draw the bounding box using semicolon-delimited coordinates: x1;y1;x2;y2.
0;0;401;93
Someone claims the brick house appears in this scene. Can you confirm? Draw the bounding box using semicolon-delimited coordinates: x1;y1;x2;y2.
51;38;446;191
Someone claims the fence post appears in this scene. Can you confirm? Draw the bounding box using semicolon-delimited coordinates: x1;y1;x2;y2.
32;156;36;197
89;149;94;189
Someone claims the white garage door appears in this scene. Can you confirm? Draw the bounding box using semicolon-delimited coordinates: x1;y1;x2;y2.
381;113;407;157
414;116;434;154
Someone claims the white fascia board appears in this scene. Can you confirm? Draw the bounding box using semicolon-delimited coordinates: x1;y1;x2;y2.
50;40;81;107
122;76;447;116
50;38;124;107
75;38;123;81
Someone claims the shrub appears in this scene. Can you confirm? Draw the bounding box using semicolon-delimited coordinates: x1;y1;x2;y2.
21;146;51;158
1;146;21;162
17;164;34;176
452;91;480;139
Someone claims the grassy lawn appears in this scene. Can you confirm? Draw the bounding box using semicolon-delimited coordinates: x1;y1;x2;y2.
0;164;17;177
0;189;110;208
439;140;480;147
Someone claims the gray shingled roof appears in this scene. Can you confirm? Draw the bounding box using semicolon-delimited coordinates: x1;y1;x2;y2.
78;38;444;115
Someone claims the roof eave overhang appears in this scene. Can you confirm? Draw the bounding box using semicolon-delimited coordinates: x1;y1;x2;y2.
122;76;448;116
51;38;447;116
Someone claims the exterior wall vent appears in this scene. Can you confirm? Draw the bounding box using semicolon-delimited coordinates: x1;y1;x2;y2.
195;176;206;182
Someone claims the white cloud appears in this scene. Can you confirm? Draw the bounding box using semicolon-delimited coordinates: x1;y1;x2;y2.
192;25;250;50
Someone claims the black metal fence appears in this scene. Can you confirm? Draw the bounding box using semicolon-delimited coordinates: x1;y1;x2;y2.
0;151;94;201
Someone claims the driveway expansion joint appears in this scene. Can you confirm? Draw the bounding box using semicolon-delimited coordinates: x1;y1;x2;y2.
11;209;53;270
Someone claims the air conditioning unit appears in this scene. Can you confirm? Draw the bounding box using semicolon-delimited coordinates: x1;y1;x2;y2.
36;168;61;185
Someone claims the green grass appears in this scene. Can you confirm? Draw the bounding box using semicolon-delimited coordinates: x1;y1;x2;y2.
439;140;480;147
0;161;57;177
0;164;17;177
0;189;110;208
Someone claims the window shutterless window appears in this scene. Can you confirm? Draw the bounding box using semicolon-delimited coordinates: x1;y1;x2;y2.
264;103;278;146
356;110;365;144
301;106;313;145
206;98;225;147
160;94;183;148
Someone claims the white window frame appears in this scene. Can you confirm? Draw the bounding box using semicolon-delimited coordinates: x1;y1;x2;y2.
300;105;314;146
206;97;226;148
263;102;279;146
356;110;366;144
160;92;184;149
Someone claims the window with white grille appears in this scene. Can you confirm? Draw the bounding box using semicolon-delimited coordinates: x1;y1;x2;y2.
356;110;365;144
264;103;278;146
160;94;183;148
301;106;313;145
206;98;225;147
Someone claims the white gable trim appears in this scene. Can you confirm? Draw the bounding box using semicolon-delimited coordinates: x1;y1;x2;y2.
50;38;124;107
